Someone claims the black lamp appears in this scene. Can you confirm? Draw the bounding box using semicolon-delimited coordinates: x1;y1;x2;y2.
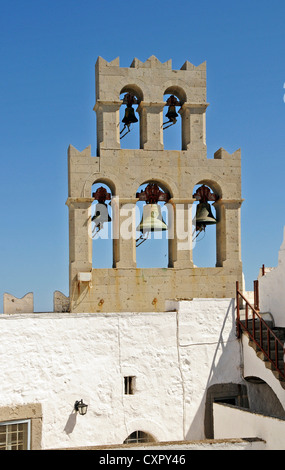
74;399;88;415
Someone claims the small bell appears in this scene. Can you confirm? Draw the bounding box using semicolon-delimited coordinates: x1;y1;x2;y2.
122;106;138;126
120;93;138;139
92;202;111;234
163;95;181;129
194;202;217;232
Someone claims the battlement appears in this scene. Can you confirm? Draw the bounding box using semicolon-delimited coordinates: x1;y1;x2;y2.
95;55;207;104
96;55;206;73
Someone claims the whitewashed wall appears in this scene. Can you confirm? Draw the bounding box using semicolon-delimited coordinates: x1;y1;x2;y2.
259;227;285;326
0;299;241;450
214;402;285;450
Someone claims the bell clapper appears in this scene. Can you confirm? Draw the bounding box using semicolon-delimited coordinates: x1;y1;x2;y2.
136;232;149;247
162;119;177;130
192;226;206;242
92;224;102;239
120;124;131;139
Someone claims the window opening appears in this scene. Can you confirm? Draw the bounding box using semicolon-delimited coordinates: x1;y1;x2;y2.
91;182;113;268
192;184;218;268
124;376;136;395
123;431;155;444
0;420;30;450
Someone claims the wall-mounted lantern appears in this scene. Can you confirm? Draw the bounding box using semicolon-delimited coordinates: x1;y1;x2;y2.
74;399;88;416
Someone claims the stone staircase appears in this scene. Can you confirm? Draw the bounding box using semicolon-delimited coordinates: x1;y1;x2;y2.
236;281;285;387
241;316;285;387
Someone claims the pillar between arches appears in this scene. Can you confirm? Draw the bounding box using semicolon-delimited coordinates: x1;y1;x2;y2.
137;102;165;151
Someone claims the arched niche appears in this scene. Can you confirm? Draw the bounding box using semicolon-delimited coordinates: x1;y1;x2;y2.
162;86;186;151
119;84;143;149
135;181;173;268
192;181;221;268
91;181;114;268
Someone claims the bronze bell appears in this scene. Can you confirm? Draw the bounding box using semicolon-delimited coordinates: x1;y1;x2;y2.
122;106;138;126
165;106;178;121
194;202;217;232
92;202;111;231
120;93;138;139
137;204;168;233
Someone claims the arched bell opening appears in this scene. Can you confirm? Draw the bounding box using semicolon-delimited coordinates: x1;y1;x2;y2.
135;182;171;268
162;87;186;151
91;181;114;268
192;183;220;268
119;85;142;149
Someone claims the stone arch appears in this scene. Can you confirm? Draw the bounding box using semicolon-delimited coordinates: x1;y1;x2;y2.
92;177;116;196
120;83;144;103
194;178;223;200
131;174;177;200
164;85;187;104
83;173;117;198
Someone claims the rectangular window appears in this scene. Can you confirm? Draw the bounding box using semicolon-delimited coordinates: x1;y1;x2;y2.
124;376;135;395
0;420;30;450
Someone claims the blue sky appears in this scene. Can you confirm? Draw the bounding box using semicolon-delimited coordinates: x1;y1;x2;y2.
0;0;284;311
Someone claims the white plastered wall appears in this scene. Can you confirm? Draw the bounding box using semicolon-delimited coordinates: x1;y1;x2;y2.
0;299;241;449
259;226;285;326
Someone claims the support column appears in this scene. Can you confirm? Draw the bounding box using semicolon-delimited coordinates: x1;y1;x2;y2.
138;102;165;151
169;199;195;269
179;103;208;154
114;198;137;268
94;100;121;154
66;197;93;306
215;199;243;269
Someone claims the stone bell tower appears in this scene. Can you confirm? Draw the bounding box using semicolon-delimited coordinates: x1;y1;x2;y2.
66;55;243;313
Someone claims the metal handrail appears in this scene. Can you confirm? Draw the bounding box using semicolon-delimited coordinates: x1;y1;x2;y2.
236;281;285;380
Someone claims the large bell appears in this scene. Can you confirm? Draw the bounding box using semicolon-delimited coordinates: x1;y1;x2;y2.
137;204;168;233
122;106;138;126
194;202;217;231
92;202;111;230
165;105;178;121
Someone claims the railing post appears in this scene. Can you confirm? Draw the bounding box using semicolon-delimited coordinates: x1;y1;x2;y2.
236;281;241;338
254;280;259;311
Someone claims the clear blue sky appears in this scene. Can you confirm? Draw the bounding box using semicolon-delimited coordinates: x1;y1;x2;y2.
0;0;284;311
